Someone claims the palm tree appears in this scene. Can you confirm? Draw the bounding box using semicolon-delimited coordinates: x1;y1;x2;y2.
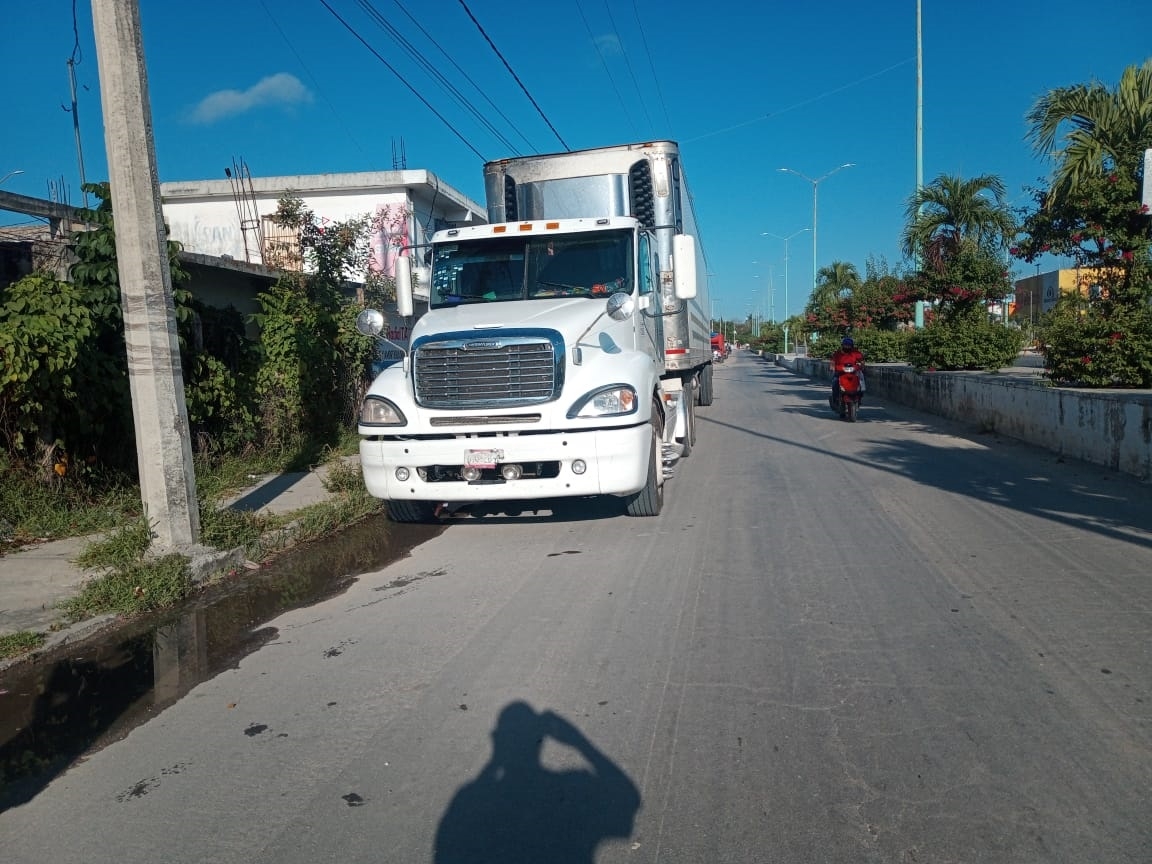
901;174;1016;269
807;260;859;312
1025;60;1152;207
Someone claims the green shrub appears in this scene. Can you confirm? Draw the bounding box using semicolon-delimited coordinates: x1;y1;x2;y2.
0;273;94;455
1039;297;1152;387
807;328;912;363
906;312;1024;370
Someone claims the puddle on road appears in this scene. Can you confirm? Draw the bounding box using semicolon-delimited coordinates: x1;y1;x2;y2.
0;515;443;810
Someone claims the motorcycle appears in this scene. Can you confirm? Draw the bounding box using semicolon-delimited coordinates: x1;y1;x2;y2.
830;363;864;422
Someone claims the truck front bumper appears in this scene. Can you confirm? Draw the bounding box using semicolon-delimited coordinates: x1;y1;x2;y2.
359;424;652;502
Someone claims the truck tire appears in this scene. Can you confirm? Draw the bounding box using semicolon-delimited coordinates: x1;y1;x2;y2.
387;500;436;523
626;408;664;517
698;363;714;407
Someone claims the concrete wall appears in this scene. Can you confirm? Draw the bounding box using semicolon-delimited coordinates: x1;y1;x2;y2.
786;356;1152;482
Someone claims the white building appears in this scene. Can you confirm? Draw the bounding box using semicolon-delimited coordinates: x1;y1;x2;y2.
159;169;486;279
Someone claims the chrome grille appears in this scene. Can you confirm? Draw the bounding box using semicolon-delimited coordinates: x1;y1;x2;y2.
414;335;561;409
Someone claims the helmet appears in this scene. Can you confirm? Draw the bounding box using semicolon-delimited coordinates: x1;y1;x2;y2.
841;337;855;348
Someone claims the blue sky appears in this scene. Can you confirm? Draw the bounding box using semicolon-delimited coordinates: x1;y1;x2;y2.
3;1;1150;321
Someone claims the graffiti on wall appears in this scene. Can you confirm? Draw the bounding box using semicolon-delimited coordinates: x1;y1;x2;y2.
368;203;411;278
171;216;244;259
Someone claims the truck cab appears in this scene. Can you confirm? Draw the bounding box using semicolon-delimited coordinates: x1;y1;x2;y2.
355;216;698;520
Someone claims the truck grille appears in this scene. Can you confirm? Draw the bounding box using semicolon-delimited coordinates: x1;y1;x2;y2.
413;334;563;409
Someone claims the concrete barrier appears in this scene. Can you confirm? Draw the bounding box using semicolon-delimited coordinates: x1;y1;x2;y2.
777;355;1152;482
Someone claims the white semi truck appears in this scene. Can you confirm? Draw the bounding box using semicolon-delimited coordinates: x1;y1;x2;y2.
355;141;710;520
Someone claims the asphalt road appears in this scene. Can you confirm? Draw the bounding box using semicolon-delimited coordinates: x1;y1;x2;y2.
2;353;1150;863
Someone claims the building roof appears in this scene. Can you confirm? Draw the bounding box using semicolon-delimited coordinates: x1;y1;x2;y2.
160;169;486;224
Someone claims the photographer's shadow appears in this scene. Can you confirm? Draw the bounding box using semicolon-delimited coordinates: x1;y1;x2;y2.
434;701;641;863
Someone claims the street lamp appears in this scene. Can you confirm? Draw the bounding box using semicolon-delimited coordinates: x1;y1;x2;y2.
0;170;24;187
762;228;810;354
778;163;854;306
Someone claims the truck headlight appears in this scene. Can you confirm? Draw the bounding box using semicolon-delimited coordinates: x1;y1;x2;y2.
360;396;407;426
567;385;637;419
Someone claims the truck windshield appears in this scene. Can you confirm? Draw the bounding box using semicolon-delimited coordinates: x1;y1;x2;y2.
429;229;633;309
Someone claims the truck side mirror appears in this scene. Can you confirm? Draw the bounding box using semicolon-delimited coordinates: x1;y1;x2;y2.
672;234;697;300
394;255;414;317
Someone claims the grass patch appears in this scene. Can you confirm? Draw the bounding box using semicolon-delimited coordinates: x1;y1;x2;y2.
0;465;140;553
60;554;193;621
73;517;153;571
0;430;364;556
4;447;377;625
0;630;46;660
199;504;275;551
322;457;365;494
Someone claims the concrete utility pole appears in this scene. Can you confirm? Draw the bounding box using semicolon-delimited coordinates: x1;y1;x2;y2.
90;0;212;558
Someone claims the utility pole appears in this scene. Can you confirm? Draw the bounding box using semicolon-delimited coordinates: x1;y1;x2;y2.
90;0;231;567
914;0;926;328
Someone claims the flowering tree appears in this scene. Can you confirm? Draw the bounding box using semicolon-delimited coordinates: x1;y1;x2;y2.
1016;60;1152;386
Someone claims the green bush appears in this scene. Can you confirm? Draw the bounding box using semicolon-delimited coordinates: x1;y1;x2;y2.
1039;297;1152;387
905;311;1024;371
807;328;912;363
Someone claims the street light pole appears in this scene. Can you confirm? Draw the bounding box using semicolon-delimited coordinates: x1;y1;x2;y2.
0;170;25;186
778;163;854;308
762;227;809;353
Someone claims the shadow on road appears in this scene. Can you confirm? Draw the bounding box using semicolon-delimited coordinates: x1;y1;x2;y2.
698;367;1152;552
434;701;640;863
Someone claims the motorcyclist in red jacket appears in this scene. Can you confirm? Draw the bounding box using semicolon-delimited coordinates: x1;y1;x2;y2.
830;336;865;405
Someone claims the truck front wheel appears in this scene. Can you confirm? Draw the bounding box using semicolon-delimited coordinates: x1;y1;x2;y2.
625;407;664;517
387;500;436;523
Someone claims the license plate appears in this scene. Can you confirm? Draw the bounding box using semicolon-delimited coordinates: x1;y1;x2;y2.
464;448;503;469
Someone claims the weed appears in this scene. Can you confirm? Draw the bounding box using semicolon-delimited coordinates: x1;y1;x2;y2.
60;554;192;621
74;517;153;571
322;458;364;494
199;503;271;551
0;465;140;553
0;630;46;660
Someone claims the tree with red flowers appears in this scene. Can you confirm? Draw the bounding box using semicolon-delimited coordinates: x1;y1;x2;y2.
1017;60;1152;386
898;174;1021;369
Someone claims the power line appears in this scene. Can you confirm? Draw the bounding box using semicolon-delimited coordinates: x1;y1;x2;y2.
684;57;915;144
258;0;371;163
386;0;538;153
353;0;520;155
456;0;569;151
575;0;638;140
631;0;671;134
318;0;487;161
602;0;653;135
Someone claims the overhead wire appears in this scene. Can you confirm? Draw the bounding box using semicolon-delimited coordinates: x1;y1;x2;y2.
258;0;371;163
353;0;521;155
386;0;538;153
684;56;915;143
631;0;672;134
602;1;653;136
318;0;487;161
575;0;638;140
456;0;569;151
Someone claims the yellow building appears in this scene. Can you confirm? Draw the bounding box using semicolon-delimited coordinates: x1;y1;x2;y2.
1012;267;1112;324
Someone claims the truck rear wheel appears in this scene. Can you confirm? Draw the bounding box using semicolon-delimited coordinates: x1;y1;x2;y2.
626;407;664;517
698;364;714;407
387;500;436;523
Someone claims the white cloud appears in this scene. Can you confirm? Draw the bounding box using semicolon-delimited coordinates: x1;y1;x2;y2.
188;73;312;124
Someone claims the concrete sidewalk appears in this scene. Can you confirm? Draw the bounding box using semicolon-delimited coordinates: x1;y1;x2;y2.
0;460;352;653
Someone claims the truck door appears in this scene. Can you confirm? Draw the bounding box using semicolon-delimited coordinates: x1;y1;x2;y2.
638;232;663;361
